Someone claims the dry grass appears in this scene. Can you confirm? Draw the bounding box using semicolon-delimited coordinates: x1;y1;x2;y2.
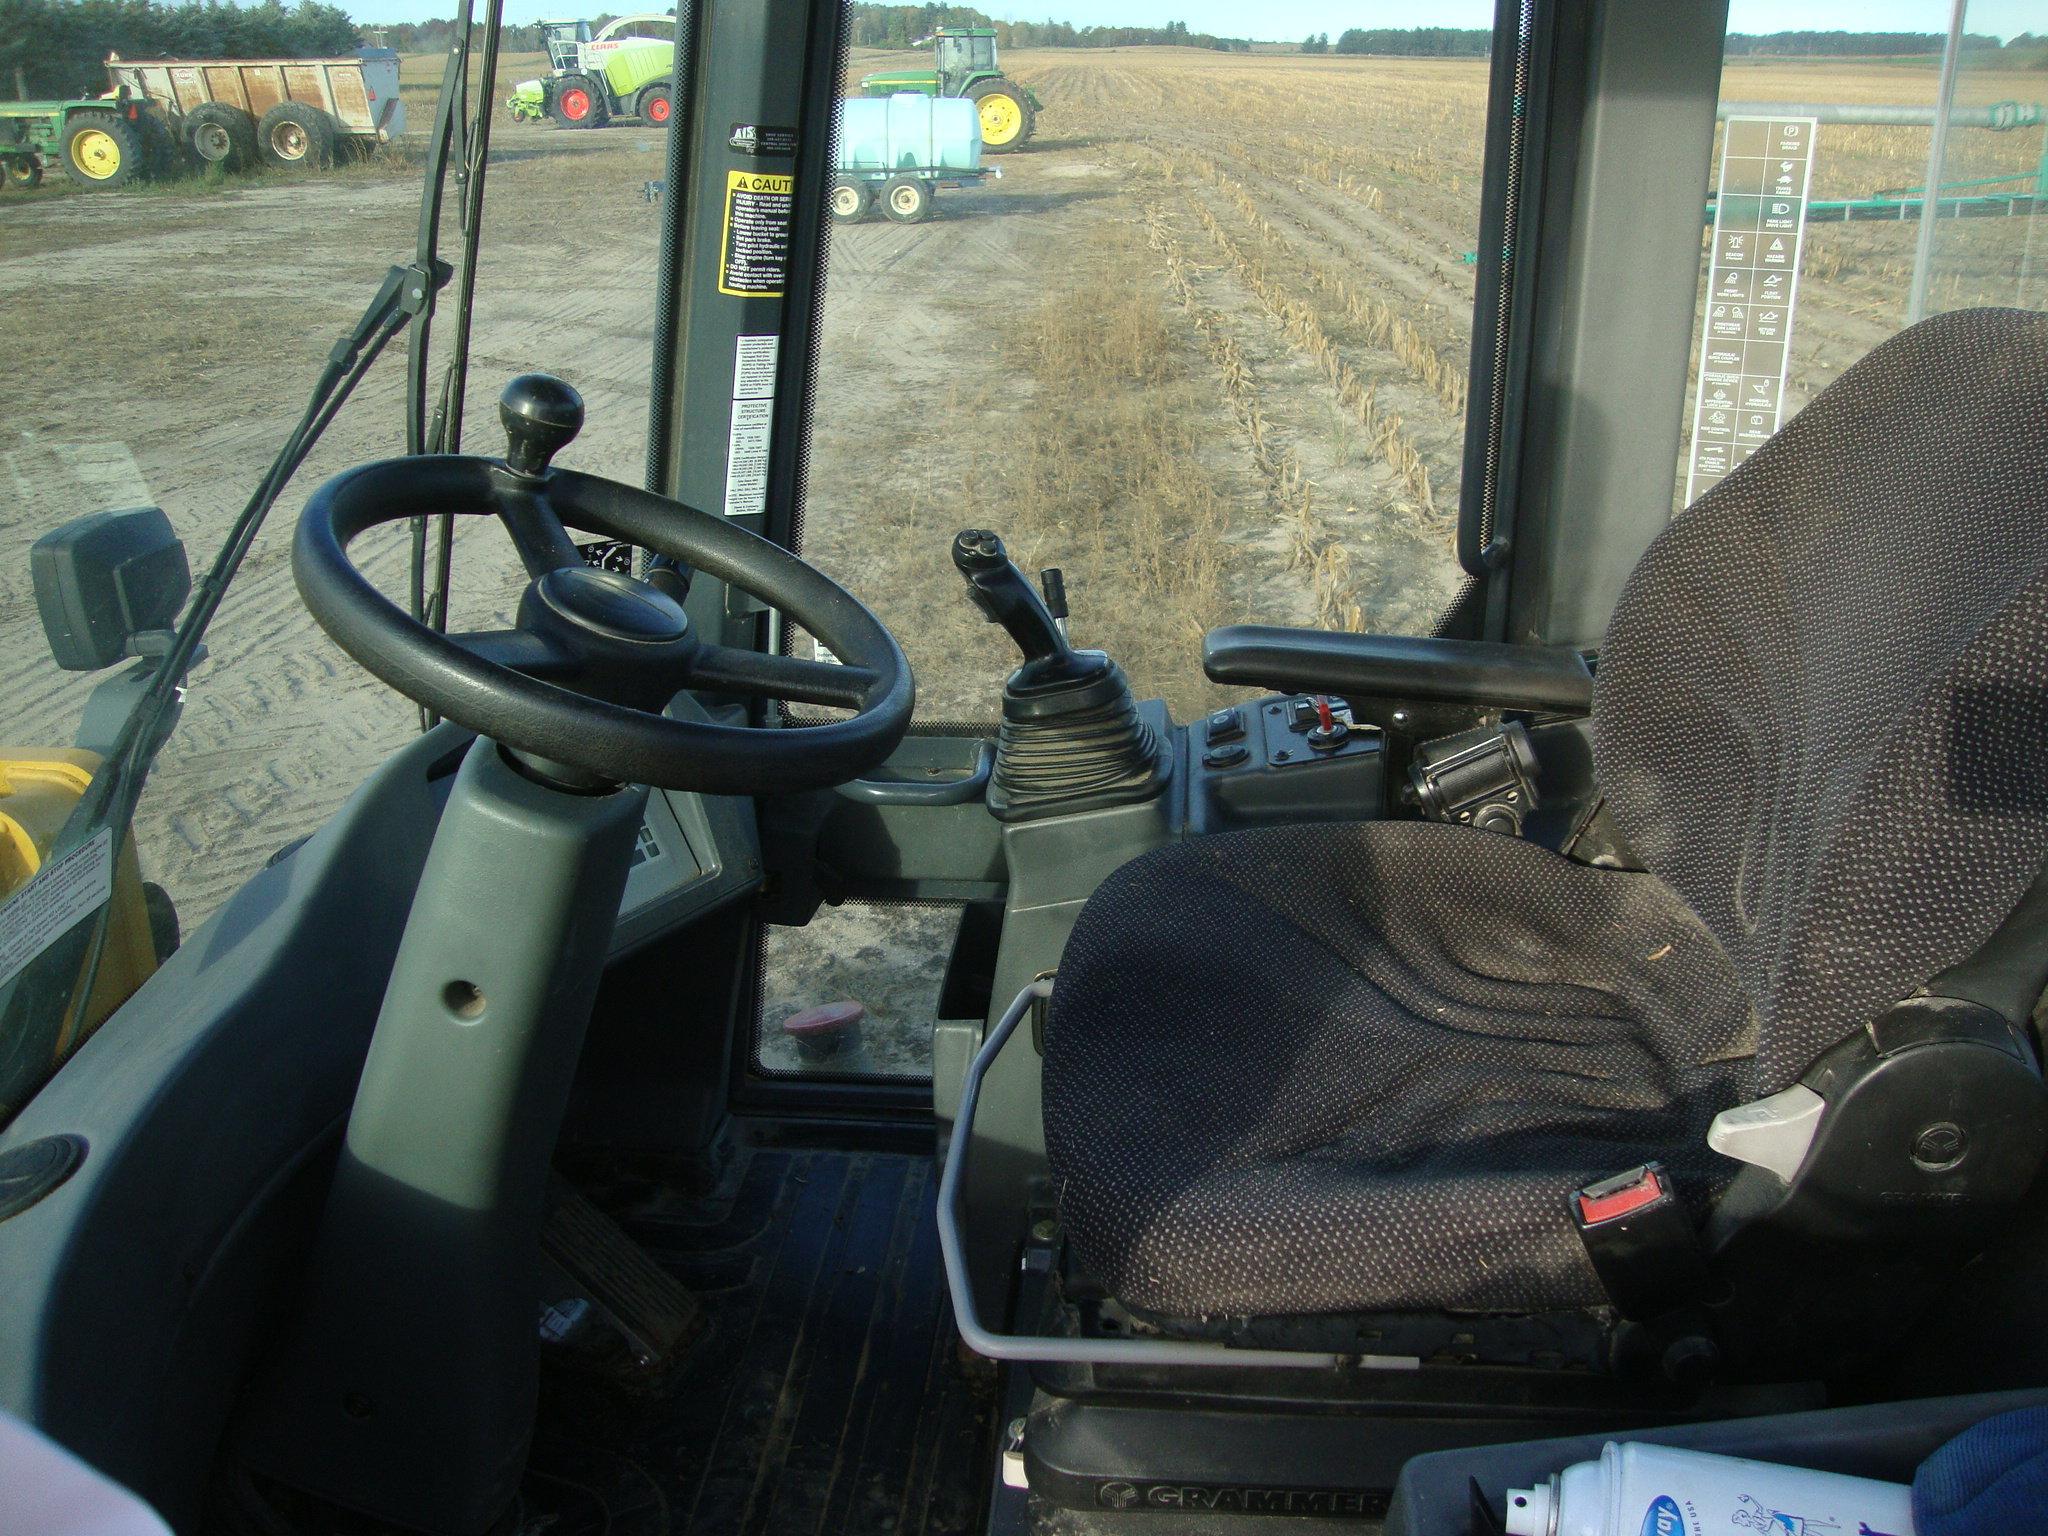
1143;206;1369;633
1001;47;2043;534
979;220;1240;714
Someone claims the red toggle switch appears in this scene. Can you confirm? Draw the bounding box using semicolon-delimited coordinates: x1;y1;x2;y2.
1305;694;1350;753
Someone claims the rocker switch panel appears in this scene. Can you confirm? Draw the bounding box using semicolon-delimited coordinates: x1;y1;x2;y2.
1204;707;1245;745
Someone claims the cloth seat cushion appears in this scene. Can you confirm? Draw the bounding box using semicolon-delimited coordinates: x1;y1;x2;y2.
1043;821;1756;1319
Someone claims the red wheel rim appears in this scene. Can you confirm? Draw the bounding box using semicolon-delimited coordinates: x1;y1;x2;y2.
563;89;591;119
649;96;670;122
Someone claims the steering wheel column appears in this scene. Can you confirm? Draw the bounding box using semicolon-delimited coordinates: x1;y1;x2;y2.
233;378;914;1532
235;738;645;1534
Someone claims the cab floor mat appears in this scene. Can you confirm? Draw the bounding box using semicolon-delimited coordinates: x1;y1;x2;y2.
522;1136;996;1536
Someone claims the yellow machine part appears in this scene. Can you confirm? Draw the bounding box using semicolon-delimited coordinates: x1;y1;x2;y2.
0;749;159;1058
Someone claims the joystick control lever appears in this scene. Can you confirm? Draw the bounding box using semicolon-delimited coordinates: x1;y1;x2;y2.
951;528;1160;818
952;529;1074;670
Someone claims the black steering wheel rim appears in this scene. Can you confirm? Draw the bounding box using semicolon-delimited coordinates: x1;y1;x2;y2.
293;454;914;794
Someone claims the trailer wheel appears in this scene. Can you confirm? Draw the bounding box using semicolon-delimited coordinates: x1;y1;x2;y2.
635;85;672;127
549;73;608;129
257;103;335;170
3;156;40;190
185;102;256;171
830;177;872;224
966;78;1034;153
881;176;931;224
60;112;142;189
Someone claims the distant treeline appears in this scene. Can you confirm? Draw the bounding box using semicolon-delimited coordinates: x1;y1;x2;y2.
1310;27;2042;58
11;0;2039;108
366;13;686;57
1722;31;2015;56
2;0;359;98
0;4;686;102
847;15;2047;61
1328;28;1487;56
847;7;1250;51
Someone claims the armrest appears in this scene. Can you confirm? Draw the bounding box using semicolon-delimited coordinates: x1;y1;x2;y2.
1201;626;1595;716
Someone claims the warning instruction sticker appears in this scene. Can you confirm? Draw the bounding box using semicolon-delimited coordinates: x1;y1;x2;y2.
0;828;113;993
1687;117;1816;504
729;123;799;157
732;333;780;401
719;171;793;297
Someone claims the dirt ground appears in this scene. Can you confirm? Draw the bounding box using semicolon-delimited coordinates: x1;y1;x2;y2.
3;47;2042;1077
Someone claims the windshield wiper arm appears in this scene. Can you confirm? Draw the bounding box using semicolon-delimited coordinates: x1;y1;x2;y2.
407;0;510;729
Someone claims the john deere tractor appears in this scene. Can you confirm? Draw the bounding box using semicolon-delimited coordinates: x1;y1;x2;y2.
0;93;176;191
858;27;1037;153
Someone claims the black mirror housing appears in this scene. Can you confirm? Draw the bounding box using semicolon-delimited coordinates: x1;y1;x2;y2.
31;507;190;672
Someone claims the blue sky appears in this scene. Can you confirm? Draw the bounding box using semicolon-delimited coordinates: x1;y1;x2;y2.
345;0;2042;42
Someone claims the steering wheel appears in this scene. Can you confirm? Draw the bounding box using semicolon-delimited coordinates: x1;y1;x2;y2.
292;375;914;795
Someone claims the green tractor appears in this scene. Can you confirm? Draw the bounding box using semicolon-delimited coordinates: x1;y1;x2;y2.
0;93;175;192
858;27;1037;153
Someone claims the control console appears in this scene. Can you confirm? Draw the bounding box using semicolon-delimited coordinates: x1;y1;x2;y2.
951;527;1385;833
1190;692;1384;833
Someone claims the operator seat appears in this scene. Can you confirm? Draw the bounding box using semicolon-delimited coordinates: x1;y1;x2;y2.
1041;308;2048;1329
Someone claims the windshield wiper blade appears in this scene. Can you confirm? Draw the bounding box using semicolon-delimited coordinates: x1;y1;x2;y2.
406;37;472;461
406;27;473;671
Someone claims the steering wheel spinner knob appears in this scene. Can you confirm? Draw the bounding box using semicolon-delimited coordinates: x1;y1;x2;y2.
500;373;586;478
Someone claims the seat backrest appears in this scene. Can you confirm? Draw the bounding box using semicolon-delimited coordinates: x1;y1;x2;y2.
1594;307;2048;1092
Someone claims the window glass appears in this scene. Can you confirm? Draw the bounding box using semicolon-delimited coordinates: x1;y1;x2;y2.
803;24;1488;725
1679;5;2046;507
757;902;962;1078
1;15;670;1111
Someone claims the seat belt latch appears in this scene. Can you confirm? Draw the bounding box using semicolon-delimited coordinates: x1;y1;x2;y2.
1569;1162;1712;1321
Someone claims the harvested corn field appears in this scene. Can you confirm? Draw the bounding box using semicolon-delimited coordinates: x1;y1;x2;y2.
803;47;2046;722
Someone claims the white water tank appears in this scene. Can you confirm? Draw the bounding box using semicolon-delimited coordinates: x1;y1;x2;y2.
837;95;982;173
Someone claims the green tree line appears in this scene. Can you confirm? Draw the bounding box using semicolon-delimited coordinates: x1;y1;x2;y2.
1722;30;2010;56
1333;27;1486;55
367;17;555;56
368;13;681;56
0;0;361;99
1315;27;2040;59
846;15;2039;59
847;6;1248;52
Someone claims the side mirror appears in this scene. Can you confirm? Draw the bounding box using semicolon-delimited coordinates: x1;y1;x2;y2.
30;506;190;672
